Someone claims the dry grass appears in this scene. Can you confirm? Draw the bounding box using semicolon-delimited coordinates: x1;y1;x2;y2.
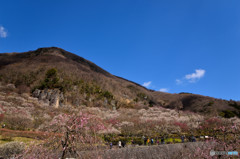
1;47;238;116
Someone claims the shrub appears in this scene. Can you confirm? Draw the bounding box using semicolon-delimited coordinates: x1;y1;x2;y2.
148;100;155;107
17;84;30;94
100;91;113;100
1;132;15;141
179;92;192;94
0;113;4;122
33;117;46;129
4;116;33;130
229;101;240;110
46;68;57;78
173;121;189;132
18;144;59;159
111;136;129;145
133;98;139;102
137;93;147;100
207;101;214;106
39;68;60;89
0;128;60;139
219;110;235;118
132;137;143;145
0;142;25;158
32;112;107;159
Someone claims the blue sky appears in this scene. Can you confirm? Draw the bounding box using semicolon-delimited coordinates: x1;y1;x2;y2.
0;0;239;100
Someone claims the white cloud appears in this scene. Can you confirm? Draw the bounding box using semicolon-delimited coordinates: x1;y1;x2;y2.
185;69;205;83
0;26;7;38
176;79;183;85
176;69;206;85
142;81;151;88
159;88;169;92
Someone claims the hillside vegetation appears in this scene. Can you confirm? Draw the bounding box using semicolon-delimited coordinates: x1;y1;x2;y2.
0;47;240;158
0;47;239;117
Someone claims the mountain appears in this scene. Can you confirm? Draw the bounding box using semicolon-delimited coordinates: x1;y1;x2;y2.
0;47;239;117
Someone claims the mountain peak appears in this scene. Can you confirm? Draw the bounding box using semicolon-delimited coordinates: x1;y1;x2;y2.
35;46;64;52
0;47;112;77
34;47;67;58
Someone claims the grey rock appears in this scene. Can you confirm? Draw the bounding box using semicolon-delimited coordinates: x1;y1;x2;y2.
32;89;41;97
73;99;81;106
89;98;92;102
6;84;16;89
111;100;116;106
104;98;108;106
32;89;64;108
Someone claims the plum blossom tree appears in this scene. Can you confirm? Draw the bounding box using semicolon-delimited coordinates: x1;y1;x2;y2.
185;118;240;158
19;112;106;159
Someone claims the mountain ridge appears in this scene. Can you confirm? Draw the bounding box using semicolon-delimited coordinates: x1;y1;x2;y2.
0;47;239;118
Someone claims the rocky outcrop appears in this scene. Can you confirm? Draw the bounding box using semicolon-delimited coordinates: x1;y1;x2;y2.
32;89;64;108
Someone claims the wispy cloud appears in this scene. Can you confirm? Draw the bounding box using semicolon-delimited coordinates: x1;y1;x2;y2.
159;88;169;92
176;79;183;85
185;69;205;83
142;81;151;88
0;26;7;38
176;69;206;84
